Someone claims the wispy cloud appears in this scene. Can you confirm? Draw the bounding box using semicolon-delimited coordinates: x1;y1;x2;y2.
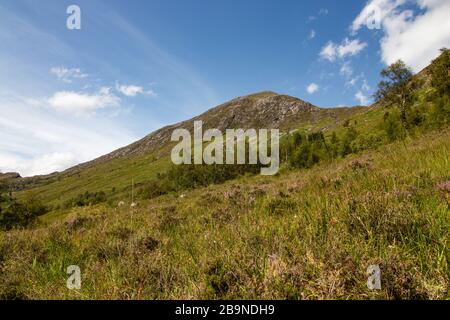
351;0;450;71
340;61;354;77
319;8;329;16
50;66;88;83
320;38;368;62
106;9;219;113
0;2;216;176
308;8;329;22
355;91;370;105
116;84;144;97
347;78;358;87
115;82;157;97
362;79;371;91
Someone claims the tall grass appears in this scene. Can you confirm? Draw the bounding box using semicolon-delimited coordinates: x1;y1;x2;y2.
0;129;448;300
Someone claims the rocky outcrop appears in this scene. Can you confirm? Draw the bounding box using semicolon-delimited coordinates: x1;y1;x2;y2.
0;172;21;181
67;92;365;173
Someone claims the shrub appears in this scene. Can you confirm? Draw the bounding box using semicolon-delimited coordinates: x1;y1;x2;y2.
138;179;174;199
0;181;7;194
339;127;359;156
350;132;384;153
206;260;238;298
64;191;107;208
381;111;406;142
288;132;331;168
137;161;262;200
329;132;340;158
0;195;48;230
429;94;450;126
167;163;260;190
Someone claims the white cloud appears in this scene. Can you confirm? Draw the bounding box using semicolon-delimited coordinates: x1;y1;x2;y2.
352;0;450;72
116;83;157;97
307;83;319;94
340;61;354;77
347;77;358;87
362;79;371;91
0;94;139;176
0;5;214;177
50;66;88;83
320;38;368;61
309;29;316;40
47;88;121;116
319;8;329;16
355;91;370;105
116;84;144;97
351;0;407;32
345;74;372;91
320;42;338;61
146;89;157;97
338;38;368;57
0;152;76;177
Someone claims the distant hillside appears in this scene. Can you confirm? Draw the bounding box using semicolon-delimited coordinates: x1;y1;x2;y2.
11;50;447;210
16;57;436;181
0;172;21;189
11;92;367;208
70;91;365;171
1;50;449;300
0;172;21;181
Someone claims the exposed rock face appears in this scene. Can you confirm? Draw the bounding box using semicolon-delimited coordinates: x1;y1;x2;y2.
193;92;317;130
4;92;365;183
0;172;21;180
69;92;364;171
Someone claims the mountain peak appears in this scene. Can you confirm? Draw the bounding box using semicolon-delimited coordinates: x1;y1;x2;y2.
65;93;366;173
233;91;279;100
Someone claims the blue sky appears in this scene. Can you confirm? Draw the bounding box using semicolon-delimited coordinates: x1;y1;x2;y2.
1;0;449;176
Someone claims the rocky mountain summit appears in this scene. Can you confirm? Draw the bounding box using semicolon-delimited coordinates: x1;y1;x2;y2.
72;92;365;170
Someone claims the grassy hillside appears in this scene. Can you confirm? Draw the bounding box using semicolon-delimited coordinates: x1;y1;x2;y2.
0;128;448;299
1;50;449;300
14;98;369;213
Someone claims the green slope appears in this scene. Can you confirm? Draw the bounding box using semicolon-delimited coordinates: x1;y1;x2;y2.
15;94;371;212
1;127;448;299
1;51;449;299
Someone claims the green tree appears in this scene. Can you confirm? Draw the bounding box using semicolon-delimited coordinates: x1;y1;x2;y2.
374;60;415;127
430;48;450;97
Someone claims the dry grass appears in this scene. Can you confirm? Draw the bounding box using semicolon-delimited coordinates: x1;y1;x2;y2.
0;130;449;300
